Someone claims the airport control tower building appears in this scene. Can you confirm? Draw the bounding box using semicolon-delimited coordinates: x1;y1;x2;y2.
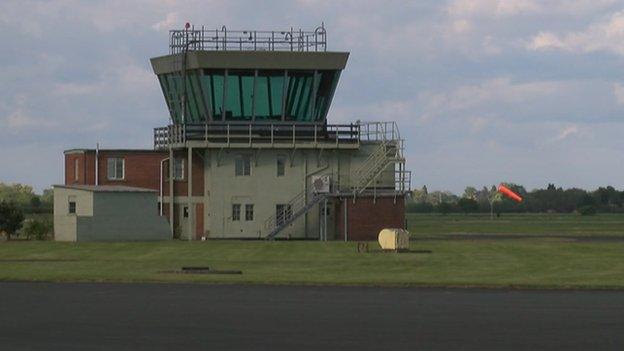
151;24;411;240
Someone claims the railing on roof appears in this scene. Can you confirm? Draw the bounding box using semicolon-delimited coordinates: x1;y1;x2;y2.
358;121;401;142
169;24;327;54
154;122;359;149
153;121;407;149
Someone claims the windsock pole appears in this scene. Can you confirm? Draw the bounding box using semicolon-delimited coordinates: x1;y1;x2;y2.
498;183;523;203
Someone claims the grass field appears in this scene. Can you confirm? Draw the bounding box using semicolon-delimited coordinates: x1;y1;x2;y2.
407;213;624;236
1;213;623;288
1;239;623;288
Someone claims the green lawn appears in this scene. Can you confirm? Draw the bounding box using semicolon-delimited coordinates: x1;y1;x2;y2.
1;239;624;289
407;213;624;236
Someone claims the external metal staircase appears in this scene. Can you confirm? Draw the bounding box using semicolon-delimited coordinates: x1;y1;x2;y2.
264;190;329;240
351;139;404;195
261;121;410;240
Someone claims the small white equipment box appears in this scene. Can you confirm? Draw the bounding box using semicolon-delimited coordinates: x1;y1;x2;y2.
378;228;410;251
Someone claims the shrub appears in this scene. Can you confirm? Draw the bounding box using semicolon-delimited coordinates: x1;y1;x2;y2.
406;202;434;213
22;219;53;240
578;205;597;216
457;198;479;214
436;202;452;215
0;201;24;240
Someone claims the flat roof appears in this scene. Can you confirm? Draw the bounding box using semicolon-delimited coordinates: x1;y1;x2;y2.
64;149;166;155
53;185;157;193
151;51;349;75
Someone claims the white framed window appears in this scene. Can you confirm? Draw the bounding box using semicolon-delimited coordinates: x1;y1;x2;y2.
232;204;241;221
173;158;185;180
107;158;124;180
74;158;79;181
245;204;254;221
276;155;286;177
276;204;292;226
235;155;251;176
68;196;76;214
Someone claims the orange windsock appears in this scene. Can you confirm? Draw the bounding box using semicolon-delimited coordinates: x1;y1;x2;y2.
498;184;523;202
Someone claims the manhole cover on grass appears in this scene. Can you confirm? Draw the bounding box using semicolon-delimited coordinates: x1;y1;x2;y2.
159;267;242;275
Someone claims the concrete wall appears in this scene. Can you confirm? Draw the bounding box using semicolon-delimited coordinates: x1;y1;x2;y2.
53;187;93;242
76;192;170;242
54;187;170;242
165;141;399;239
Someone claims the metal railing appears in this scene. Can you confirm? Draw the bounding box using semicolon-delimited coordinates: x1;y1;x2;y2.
358;121;401;142
154;123;360;149
263;190;329;239
395;170;412;193
351;140;405;195
170;24;327;54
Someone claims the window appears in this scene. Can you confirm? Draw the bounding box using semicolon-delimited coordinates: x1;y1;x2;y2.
159;69;340;124
276;204;292;226
235;155;251;176
183;206;189;218
74;158;79;181
276;156;286;177
173;158;184;180
107;158;124;180
255;70;287;121
232;204;241;221
68;196;76;214
245;204;254;221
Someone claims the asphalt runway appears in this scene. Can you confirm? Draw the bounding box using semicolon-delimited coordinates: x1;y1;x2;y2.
0;282;623;350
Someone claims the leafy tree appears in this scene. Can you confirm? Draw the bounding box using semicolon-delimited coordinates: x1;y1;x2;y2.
488;190;503;219
463;187;477;200
30;196;41;210
0;183;52;213
41;189;54;206
0;202;24;240
578;205;597;216
411;185;429;203
0;183;36;206
436;202;452;215
406;202;434;213
22;219;53;240
457;198;479;214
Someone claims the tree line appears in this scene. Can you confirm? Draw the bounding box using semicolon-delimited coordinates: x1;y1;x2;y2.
0;183;53;214
0;183;53;240
408;184;623;215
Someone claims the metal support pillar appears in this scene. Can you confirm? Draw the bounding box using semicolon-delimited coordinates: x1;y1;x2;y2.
188;147;193;241
343;198;348;242
169;147;174;238
323;198;328;241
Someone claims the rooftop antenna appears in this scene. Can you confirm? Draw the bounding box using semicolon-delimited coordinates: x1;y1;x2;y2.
95;142;100;186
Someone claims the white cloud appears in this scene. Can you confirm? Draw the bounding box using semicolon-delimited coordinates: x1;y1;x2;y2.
614;83;624;105
527;10;624;55
152;12;179;32
447;0;542;18
420;77;563;113
0;106;55;134
553;125;579;141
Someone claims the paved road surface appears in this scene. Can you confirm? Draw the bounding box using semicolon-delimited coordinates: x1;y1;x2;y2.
0;282;622;350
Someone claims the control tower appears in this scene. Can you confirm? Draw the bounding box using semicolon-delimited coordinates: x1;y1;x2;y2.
151;25;410;240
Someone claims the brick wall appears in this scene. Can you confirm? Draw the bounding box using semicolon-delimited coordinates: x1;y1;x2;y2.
162;149;204;197
64;150;167;191
336;195;405;241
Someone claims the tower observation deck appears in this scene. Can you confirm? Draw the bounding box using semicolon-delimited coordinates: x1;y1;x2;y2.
151;24;361;149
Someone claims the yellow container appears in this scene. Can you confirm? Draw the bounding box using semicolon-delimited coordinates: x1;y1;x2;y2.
378;228;410;251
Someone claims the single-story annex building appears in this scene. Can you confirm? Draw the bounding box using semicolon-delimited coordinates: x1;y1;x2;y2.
53;185;170;242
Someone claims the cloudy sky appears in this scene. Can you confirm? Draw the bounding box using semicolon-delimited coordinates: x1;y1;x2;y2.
2;0;624;193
